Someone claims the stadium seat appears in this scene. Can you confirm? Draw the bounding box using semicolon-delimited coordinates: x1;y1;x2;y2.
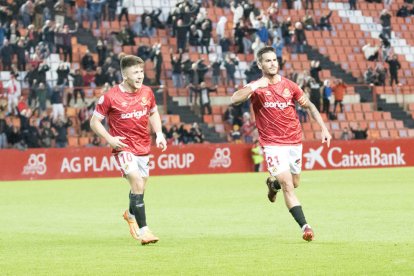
399;129;408;137
389;130;399;139
368;130;380;139
68;137;79;147
395;121;404;129
385;121;395;129
380;130;390;139
79;137;90;146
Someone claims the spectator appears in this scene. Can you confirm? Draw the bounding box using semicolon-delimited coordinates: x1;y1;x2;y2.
81;49;96;71
41;20;55;54
293;0;303;10
0;39;13;71
364;66;376;84
52;115;72;148
75;0;88;28
23;117;41;148
396;5;410;17
51;83;65;121
229;124;242;143
310;60;322;84
189;122;204;143
349;0;357;10
175;19;191;53
319;11;333;31
251;140;264;172
216;16;227;39
0;118;7;148
362;43;380;61
224;53;239;86
151;43;163;85
294;22;307;53
302;10;316;30
340;126;351;140
141;16;156;37
117;25;136;46
170;48;183;88
39;119;55;148
321;79;332;115
70;69;86;105
379;9;392;38
200;20;212;54
386;54;401;86
94;66;107;87
54;0;65;26
188;24;202;48
241;112;255;143
210;57;222;86
7;125;27;150
374;64;387;86
257;21;269;44
351;123;368;139
252;36;265;57
4;73;21;115
332;79;347;114
60;23;78;63
281;17;292;51
198;82;217;115
88;0;105;30
56;62;70;85
34;82;48;112
309;78;321;111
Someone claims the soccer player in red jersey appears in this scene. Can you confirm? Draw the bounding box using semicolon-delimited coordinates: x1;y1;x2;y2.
231;47;332;241
90;55;167;245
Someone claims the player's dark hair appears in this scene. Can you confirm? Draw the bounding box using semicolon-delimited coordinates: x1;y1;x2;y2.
256;46;276;63
120;55;144;71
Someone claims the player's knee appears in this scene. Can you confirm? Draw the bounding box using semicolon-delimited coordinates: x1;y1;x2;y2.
279;179;295;192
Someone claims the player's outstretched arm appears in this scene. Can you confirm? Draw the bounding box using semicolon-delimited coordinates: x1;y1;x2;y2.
302;98;332;147
90;114;127;150
149;110;167;152
231;77;269;105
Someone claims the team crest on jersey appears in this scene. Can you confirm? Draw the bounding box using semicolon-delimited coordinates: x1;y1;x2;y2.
264;90;272;97
141;97;148;106
98;95;104;104
121;102;127;107
282;88;291;98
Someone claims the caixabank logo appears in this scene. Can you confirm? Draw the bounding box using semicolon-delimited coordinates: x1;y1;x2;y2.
304;146;406;169
22;154;47;175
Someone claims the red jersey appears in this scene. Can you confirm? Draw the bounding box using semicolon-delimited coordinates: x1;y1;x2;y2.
94;84;157;155
250;76;307;146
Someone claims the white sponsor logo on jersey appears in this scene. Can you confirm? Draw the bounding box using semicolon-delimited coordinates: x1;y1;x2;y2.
121;108;148;119
264;101;292;109
22;154;47;175
209;148;231;168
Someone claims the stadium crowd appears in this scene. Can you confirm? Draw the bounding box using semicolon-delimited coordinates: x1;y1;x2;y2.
0;0;409;149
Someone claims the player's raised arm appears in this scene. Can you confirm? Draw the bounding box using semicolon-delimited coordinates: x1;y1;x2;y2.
149;109;167;152
231;77;269;105
90;114;127;150
301;95;332;147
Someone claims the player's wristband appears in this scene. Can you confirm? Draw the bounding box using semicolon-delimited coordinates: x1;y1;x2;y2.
156;132;163;138
247;82;260;92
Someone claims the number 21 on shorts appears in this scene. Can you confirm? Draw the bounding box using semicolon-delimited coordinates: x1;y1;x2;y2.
266;155;280;168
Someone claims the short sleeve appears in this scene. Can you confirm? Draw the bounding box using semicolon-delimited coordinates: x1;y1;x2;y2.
291;82;308;106
149;90;157;113
93;94;111;119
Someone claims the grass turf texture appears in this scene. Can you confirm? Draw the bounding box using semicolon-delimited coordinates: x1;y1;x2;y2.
1;167;413;275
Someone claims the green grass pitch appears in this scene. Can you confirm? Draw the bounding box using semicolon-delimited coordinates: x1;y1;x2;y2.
1;167;414;275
